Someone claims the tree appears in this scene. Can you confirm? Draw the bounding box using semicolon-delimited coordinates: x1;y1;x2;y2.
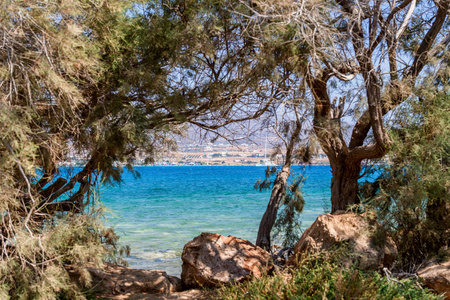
0;1;134;297
0;0;304;296
253;99;316;249
255;111;303;249
242;0;450;212
1;0;290;221
359;66;450;267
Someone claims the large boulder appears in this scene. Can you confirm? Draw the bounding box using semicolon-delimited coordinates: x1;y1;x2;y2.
288;212;397;270
86;263;182;296
418;261;450;299
181;232;272;288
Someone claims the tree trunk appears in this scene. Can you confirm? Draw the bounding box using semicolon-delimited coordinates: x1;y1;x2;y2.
256;165;290;250
329;158;361;212
256;119;302;250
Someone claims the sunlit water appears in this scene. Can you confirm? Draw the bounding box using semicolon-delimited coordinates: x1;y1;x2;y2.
100;165;332;276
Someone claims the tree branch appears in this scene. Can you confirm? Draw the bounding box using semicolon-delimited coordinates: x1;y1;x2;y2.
395;0;416;40
348;1;448;159
407;2;449;79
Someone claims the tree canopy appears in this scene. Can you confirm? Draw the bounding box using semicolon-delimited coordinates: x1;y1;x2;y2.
1;0;449;297
0;0;303;296
244;0;449;212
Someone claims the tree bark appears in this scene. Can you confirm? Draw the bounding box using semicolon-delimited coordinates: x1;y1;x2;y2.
330;157;361;212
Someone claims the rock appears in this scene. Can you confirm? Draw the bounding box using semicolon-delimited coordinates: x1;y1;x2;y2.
288;212;397;270
181;232;272;288
418;261;450;299
86;263;182;296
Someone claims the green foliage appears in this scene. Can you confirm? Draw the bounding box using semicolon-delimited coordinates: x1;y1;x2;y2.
0;211;106;300
360;92;450;267
2;0;308;297
216;252;440;300
0;1;143;298
2;0;306;297
254;167;278;191
272;172;306;248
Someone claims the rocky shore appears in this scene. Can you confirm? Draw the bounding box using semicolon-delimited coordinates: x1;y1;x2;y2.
87;212;449;299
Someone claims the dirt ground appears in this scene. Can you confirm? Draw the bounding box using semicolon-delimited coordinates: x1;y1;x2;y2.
95;289;213;300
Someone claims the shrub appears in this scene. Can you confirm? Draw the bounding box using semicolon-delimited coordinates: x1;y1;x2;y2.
216;253;441;300
359;93;450;268
0;211;105;299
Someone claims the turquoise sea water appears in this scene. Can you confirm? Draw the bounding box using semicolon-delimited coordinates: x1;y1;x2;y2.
101;165;332;276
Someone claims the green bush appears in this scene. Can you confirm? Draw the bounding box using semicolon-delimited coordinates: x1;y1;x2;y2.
359;93;450;267
216;253;440;300
0;212;105;300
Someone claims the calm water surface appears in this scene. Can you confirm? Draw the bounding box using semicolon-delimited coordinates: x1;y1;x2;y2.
101;165;332;276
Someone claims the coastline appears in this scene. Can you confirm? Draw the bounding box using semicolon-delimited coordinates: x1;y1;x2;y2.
64;142;331;167
59;161;331;167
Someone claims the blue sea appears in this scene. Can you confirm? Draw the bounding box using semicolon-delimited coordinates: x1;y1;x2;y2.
101;165;332;276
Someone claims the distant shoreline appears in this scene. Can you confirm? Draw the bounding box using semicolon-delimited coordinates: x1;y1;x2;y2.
59;162;332;167
159;164;330;166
